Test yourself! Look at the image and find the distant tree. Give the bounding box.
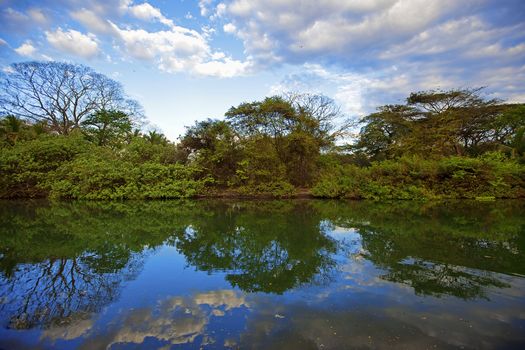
[284,92,352,148]
[0,115,48,146]
[81,110,133,147]
[144,130,169,145]
[0,61,143,135]
[0,115,25,146]
[496,104,525,159]
[354,88,524,159]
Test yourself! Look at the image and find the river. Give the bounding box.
[0,200,524,349]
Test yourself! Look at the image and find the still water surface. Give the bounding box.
[0,200,524,349]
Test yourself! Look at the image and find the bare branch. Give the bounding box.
[0,61,143,134]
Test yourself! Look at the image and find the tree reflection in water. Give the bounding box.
[0,199,523,336]
[174,201,338,293]
[315,200,525,299]
[0,200,339,331]
[0,254,144,330]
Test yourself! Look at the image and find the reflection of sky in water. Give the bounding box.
[4,238,522,349]
[0,200,524,349]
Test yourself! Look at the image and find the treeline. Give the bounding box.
[1,61,524,199]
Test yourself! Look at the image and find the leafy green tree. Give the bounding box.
[121,136,179,164]
[285,92,351,148]
[0,115,26,146]
[353,105,413,160]
[144,130,169,145]
[0,115,48,146]
[496,104,525,159]
[179,119,240,185]
[0,133,90,198]
[81,109,133,147]
[283,130,320,185]
[226,94,348,186]
[354,88,523,159]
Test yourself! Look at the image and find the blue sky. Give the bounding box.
[1,0,524,140]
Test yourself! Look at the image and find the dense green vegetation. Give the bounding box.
[1,62,524,199]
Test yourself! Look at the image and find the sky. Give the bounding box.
[0,0,524,140]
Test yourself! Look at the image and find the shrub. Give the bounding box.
[312,154,524,199]
[237,181,297,198]
[0,134,89,198]
[48,152,206,200]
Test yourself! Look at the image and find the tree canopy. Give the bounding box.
[0,61,143,134]
[354,88,525,159]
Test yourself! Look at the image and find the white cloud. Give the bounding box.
[14,40,37,57]
[218,0,484,64]
[27,8,48,25]
[213,3,227,19]
[223,23,236,34]
[127,2,174,27]
[0,38,7,46]
[193,57,250,78]
[3,7,27,22]
[269,64,373,117]
[71,8,115,34]
[41,54,54,61]
[381,16,525,61]
[2,7,50,29]
[70,1,175,31]
[466,42,525,59]
[272,56,525,122]
[199,0,213,17]
[111,23,208,60]
[45,28,99,58]
[110,22,250,77]
[201,25,216,38]
[2,66,15,74]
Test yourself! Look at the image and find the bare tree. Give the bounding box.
[0,61,143,134]
[283,92,353,146]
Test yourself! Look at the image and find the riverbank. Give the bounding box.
[1,130,524,201]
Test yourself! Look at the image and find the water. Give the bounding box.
[0,200,524,349]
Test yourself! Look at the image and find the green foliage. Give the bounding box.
[143,130,169,145]
[312,154,525,199]
[179,119,241,185]
[121,136,180,164]
[0,133,205,199]
[236,180,297,198]
[354,88,524,159]
[0,133,89,198]
[48,151,205,200]
[233,137,288,185]
[225,94,345,186]
[1,87,524,200]
[81,109,133,147]
[0,115,47,146]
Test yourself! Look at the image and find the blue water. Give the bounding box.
[0,200,524,349]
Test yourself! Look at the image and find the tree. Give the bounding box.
[495,104,525,159]
[144,130,169,145]
[81,109,133,147]
[0,115,25,146]
[354,88,523,159]
[284,92,352,148]
[179,119,240,184]
[0,115,48,146]
[0,61,143,135]
[225,94,348,186]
